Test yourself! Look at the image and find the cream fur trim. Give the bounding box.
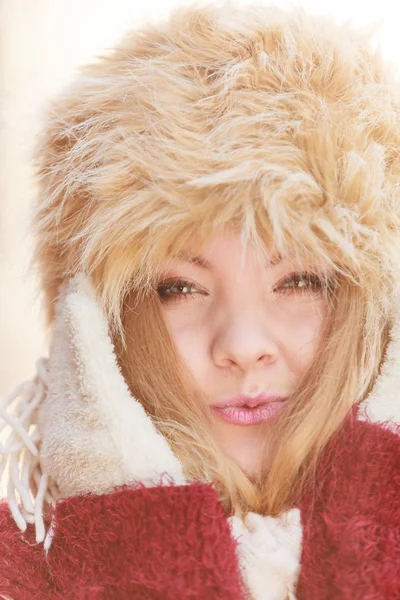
[37,273,186,499]
[358,290,400,427]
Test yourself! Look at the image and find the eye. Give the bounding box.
[273,271,325,296]
[156,278,205,303]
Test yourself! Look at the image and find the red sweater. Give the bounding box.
[1,417,399,600]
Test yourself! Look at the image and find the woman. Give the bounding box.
[1,3,399,599]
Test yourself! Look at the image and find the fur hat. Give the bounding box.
[32,3,400,333]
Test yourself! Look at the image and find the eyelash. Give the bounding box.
[156,272,327,304]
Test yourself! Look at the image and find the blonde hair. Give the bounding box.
[114,254,391,517]
[31,3,400,516]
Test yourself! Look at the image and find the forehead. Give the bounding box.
[172,250,283,270]
[160,227,335,278]
[169,230,279,268]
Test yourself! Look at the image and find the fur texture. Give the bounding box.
[358,290,400,425]
[32,3,400,331]
[297,417,400,599]
[0,483,249,600]
[38,274,185,500]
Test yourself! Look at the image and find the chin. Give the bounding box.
[211,419,272,479]
[226,446,261,476]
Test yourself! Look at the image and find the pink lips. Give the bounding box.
[211,392,288,426]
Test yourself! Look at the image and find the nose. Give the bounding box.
[211,304,279,374]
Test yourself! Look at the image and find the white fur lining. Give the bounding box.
[37,274,186,499]
[358,290,400,426]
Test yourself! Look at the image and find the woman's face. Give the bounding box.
[157,230,330,476]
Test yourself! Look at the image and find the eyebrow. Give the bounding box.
[175,253,212,269]
[174,252,283,269]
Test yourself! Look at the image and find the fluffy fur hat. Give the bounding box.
[32,2,400,332]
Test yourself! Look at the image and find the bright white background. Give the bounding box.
[1,0,399,395]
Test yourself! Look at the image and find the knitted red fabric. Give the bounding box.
[0,501,51,599]
[0,482,248,600]
[1,419,399,599]
[297,417,400,600]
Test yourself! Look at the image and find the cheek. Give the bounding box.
[162,313,207,379]
[282,301,327,374]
